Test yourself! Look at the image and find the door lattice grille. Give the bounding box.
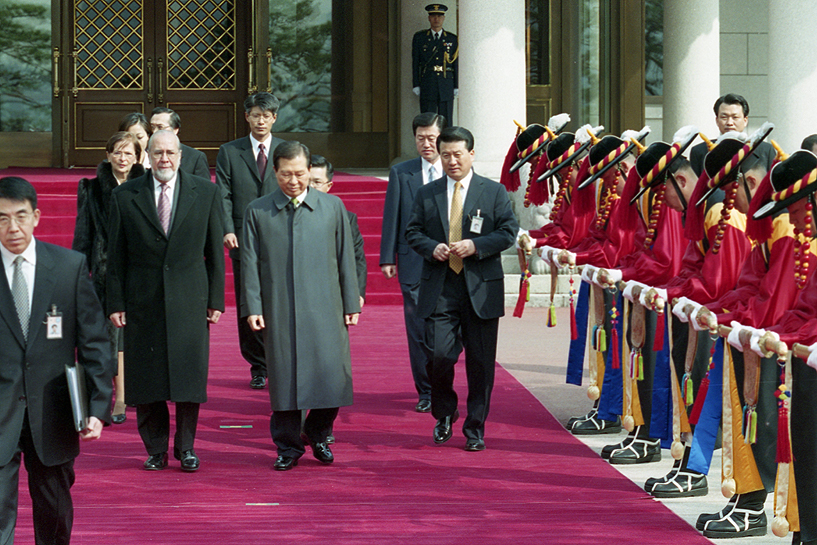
[74,0,143,89]
[167,0,236,90]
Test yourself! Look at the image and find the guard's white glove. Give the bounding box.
[727,321,746,352]
[556,249,576,268]
[453,89,459,97]
[642,287,668,309]
[807,342,817,371]
[515,229,530,250]
[413,87,420,96]
[581,264,598,284]
[750,329,778,358]
[672,297,691,322]
[690,305,710,332]
[597,268,622,288]
[622,280,647,303]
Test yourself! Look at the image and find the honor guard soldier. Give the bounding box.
[412,4,459,123]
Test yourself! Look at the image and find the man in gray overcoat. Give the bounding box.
[241,141,360,471]
[107,130,225,472]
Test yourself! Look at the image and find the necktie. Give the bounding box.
[449,181,463,273]
[291,197,299,209]
[428,165,437,182]
[12,256,29,340]
[158,183,170,234]
[434,32,440,41]
[257,143,267,180]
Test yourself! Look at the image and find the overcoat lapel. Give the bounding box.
[169,173,197,235]
[462,173,485,222]
[434,180,449,236]
[239,136,263,185]
[133,177,167,237]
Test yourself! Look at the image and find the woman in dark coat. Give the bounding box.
[72,131,145,423]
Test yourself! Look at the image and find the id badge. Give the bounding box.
[47,305,63,339]
[470,209,484,234]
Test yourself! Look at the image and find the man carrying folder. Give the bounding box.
[0,176,113,544]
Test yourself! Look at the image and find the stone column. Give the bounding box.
[767,1,817,152]
[662,1,720,140]
[456,0,526,179]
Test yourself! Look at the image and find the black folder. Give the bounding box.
[65,363,88,432]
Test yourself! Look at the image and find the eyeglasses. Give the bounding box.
[110,151,135,159]
[151,150,179,159]
[249,113,275,122]
[0,212,33,228]
[310,180,331,187]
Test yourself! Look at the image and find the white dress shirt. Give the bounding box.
[421,157,443,185]
[250,134,273,162]
[446,170,473,219]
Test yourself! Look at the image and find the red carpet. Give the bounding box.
[6,169,710,543]
[12,307,709,544]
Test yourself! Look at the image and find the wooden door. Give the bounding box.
[63,0,252,167]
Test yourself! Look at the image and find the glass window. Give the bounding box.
[269,0,332,132]
[526,0,550,86]
[645,0,663,96]
[0,0,52,132]
[577,1,601,127]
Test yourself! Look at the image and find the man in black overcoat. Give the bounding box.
[107,130,224,472]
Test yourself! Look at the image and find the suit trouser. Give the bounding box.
[0,416,75,545]
[271,408,339,458]
[231,256,267,378]
[136,401,199,455]
[419,94,453,126]
[400,282,431,400]
[791,357,817,542]
[425,268,498,440]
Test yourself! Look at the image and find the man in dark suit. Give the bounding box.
[310,154,366,308]
[412,4,458,122]
[0,176,113,544]
[107,130,224,472]
[689,93,776,176]
[380,112,445,412]
[150,107,211,180]
[216,92,285,389]
[406,126,517,451]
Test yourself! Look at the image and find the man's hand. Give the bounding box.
[433,243,450,261]
[223,233,239,249]
[413,86,420,96]
[449,239,476,258]
[207,309,222,324]
[248,315,265,331]
[381,264,396,278]
[80,417,103,441]
[110,312,126,328]
[345,313,360,326]
[359,296,365,309]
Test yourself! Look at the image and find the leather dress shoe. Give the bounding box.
[649,470,708,498]
[311,442,334,464]
[608,437,661,464]
[274,455,299,471]
[174,449,200,472]
[111,412,127,424]
[464,438,485,451]
[415,399,432,413]
[144,452,168,470]
[433,410,459,444]
[250,376,267,389]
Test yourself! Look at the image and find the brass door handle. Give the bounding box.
[71,49,78,98]
[247,48,256,95]
[157,57,164,103]
[147,57,153,102]
[53,48,60,97]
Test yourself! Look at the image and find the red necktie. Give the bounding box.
[257,143,267,180]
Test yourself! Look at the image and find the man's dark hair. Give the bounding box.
[273,140,310,170]
[0,177,37,210]
[713,93,750,117]
[437,126,474,152]
[412,112,446,135]
[151,107,181,129]
[802,134,817,152]
[118,112,150,134]
[244,92,280,115]
[310,154,334,182]
[668,154,691,175]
